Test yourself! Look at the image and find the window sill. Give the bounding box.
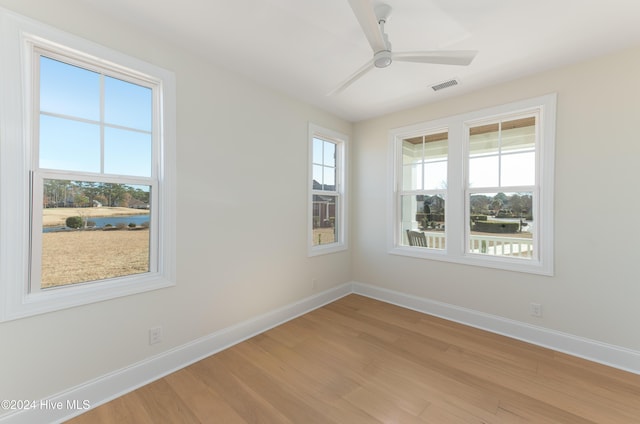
[308,243,348,257]
[2,273,175,322]
[389,246,553,276]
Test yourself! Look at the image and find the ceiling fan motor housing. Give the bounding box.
[374,50,392,68]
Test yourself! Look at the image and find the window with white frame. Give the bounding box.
[0,9,176,321]
[390,94,555,275]
[466,115,537,259]
[308,124,347,256]
[398,129,448,250]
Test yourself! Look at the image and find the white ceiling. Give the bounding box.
[82,0,640,122]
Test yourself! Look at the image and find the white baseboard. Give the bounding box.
[0,283,352,424]
[351,281,640,375]
[3,280,638,423]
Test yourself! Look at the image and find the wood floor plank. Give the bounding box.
[248,334,363,402]
[67,393,155,424]
[189,355,294,424]
[134,378,202,423]
[232,340,376,424]
[301,307,506,416]
[164,367,248,423]
[66,294,640,423]
[343,386,428,423]
[214,348,334,424]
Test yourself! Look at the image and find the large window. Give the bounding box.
[390,95,555,275]
[32,52,156,292]
[0,10,176,321]
[308,124,347,256]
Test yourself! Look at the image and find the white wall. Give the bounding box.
[0,0,351,410]
[2,0,640,417]
[352,45,640,352]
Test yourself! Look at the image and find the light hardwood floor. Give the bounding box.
[67,295,640,423]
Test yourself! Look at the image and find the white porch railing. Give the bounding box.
[422,232,446,249]
[468,235,533,258]
[412,232,533,258]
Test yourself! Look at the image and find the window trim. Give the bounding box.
[308,123,348,256]
[0,8,176,321]
[388,94,556,275]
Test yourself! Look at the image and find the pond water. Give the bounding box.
[43,214,150,233]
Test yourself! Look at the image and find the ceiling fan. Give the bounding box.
[330,0,477,94]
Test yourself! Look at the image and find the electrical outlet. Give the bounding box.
[530,303,543,318]
[149,326,163,345]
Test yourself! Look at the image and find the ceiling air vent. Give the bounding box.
[431,78,459,91]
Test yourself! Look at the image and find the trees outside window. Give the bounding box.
[0,10,176,321]
[389,95,556,275]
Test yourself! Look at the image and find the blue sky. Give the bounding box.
[39,56,152,177]
[312,137,336,188]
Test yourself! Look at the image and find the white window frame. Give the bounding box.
[308,123,348,256]
[388,94,556,275]
[0,8,176,321]
[396,126,450,251]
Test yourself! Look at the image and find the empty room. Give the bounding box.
[1,0,639,423]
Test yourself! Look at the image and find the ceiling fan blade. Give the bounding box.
[347,0,387,53]
[393,50,478,66]
[328,60,375,96]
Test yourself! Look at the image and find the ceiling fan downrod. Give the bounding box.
[373,4,393,68]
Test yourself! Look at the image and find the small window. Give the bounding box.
[0,10,176,321]
[308,124,348,256]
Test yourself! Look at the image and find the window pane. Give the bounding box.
[469,123,499,157]
[41,179,151,288]
[424,160,447,190]
[39,115,100,172]
[402,163,421,191]
[313,166,336,191]
[423,138,447,190]
[323,140,336,168]
[402,132,447,191]
[423,138,448,158]
[402,138,423,190]
[469,117,536,189]
[312,138,323,164]
[469,156,499,187]
[323,166,336,190]
[104,127,152,177]
[501,117,535,152]
[468,192,533,258]
[104,76,152,131]
[312,164,324,188]
[312,138,338,192]
[312,194,337,245]
[400,195,445,249]
[40,56,100,121]
[501,152,535,186]
[402,138,422,166]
